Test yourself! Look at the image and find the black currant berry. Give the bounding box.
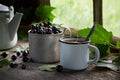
[26,50,29,54]
[45,28,52,34]
[16,51,21,56]
[11,55,17,61]
[22,56,29,62]
[56,65,63,72]
[58,29,61,33]
[21,64,26,69]
[37,29,44,34]
[54,31,60,34]
[31,24,36,30]
[22,50,28,57]
[52,26,59,34]
[52,26,57,31]
[1,52,8,58]
[43,22,49,27]
[9,63,18,68]
[47,21,51,26]
[30,29,36,33]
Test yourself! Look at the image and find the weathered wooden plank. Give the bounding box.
[38,0,50,5]
[0,40,119,80]
[93,0,103,25]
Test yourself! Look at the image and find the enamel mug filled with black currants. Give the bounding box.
[28,22,63,63]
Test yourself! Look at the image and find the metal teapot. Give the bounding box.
[0,4,23,50]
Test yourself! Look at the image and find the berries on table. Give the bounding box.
[11,55,17,61]
[56,65,63,72]
[0,49,31,69]
[21,64,26,69]
[26,50,29,54]
[1,52,8,58]
[9,63,18,68]
[16,51,21,56]
[22,50,28,57]
[22,56,29,62]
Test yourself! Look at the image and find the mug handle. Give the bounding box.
[88,45,100,64]
[62,27,72,38]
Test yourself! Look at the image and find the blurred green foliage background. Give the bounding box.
[51,0,120,37]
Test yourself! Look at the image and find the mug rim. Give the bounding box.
[59,37,90,44]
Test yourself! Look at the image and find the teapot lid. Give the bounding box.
[0,4,9,12]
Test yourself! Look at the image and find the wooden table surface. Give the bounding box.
[0,40,120,80]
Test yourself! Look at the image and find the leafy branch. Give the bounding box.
[35,5,56,22]
[77,24,113,58]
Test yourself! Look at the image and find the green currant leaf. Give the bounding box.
[77,24,113,58]
[38,65,56,72]
[96,60,119,71]
[95,44,110,58]
[0,59,10,67]
[116,41,120,49]
[35,5,55,22]
[77,24,113,44]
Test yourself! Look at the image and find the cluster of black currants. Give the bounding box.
[0,50,30,69]
[10,50,30,69]
[30,21,62,34]
[1,51,64,71]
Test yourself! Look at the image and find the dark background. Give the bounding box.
[0,0,39,25]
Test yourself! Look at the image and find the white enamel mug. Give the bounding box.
[59,37,100,70]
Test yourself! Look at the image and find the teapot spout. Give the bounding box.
[8,12,23,40]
